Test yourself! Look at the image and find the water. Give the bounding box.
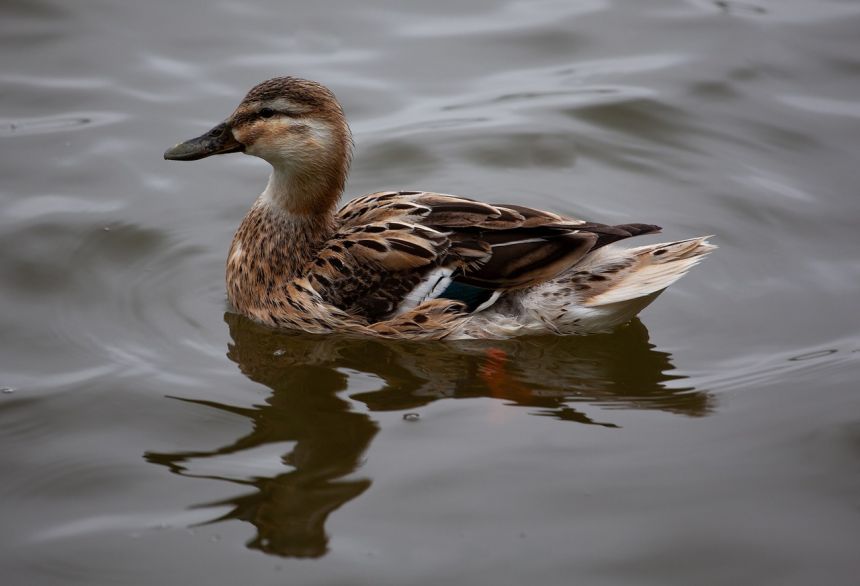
[2,0,859,584]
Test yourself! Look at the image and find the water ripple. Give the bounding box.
[2,0,859,579]
[0,112,126,137]
[779,95,860,119]
[393,0,608,37]
[693,338,860,394]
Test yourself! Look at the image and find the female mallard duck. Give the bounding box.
[165,76,714,340]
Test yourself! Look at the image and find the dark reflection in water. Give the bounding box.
[146,313,710,558]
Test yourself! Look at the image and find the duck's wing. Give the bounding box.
[310,192,494,320]
[316,191,659,320]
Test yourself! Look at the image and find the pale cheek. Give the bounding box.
[268,134,315,162]
[238,119,335,162]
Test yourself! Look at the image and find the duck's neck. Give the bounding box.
[226,165,341,311]
[261,163,343,218]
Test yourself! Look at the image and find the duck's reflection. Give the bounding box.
[147,313,710,558]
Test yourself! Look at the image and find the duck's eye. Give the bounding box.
[258,108,276,119]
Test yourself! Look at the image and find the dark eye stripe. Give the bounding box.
[231,108,302,127]
[256,108,302,120]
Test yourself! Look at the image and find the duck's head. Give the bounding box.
[165,76,353,213]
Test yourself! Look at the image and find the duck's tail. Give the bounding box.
[583,236,715,304]
[457,236,715,338]
[506,236,714,334]
[559,236,716,332]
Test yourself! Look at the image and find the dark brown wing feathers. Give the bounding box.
[574,222,662,248]
[454,230,598,289]
[327,191,660,318]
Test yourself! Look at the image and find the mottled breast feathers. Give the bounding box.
[300,191,660,322]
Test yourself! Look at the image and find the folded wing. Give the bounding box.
[311,191,659,320]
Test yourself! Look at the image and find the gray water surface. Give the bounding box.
[2,1,860,585]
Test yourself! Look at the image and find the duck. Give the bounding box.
[164,76,714,340]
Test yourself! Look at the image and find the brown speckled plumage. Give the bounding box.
[165,77,715,339]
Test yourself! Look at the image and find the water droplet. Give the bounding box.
[273,349,286,357]
[103,226,111,231]
[1,387,14,395]
[403,412,420,422]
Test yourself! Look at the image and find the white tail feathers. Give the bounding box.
[583,236,716,307]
